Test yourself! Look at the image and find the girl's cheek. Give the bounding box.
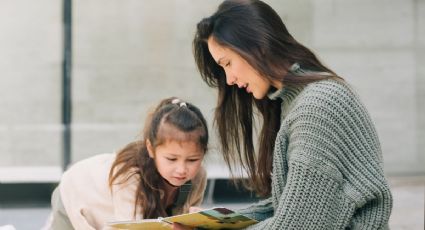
[191,163,202,176]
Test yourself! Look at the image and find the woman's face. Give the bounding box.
[147,140,204,187]
[207,36,280,99]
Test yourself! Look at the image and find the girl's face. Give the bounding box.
[207,36,282,99]
[147,140,204,187]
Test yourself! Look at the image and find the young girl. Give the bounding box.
[192,0,392,229]
[47,97,209,230]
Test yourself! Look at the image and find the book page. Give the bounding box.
[108,218,172,230]
[108,207,257,230]
[164,207,258,229]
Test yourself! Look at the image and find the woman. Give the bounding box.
[193,0,392,229]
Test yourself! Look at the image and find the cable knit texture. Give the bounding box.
[238,79,392,229]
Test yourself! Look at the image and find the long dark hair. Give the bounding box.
[108,97,208,218]
[193,0,339,197]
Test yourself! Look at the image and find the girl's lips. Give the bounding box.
[174,176,186,181]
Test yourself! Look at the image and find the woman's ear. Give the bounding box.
[146,139,155,158]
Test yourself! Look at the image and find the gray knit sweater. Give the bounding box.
[238,79,392,229]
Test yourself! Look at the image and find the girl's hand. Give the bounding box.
[172,223,193,230]
[189,206,203,213]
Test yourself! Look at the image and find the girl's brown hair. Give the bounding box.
[108,97,208,218]
[193,0,340,197]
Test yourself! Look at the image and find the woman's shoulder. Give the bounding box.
[282,78,373,129]
[304,79,354,98]
[295,79,363,111]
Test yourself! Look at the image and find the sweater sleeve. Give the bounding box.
[237,197,274,221]
[244,162,354,229]
[243,81,390,229]
[111,172,140,220]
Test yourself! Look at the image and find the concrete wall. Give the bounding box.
[0,0,62,166]
[71,0,219,161]
[305,0,425,175]
[0,0,423,175]
[417,0,425,175]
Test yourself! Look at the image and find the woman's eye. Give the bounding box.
[225,62,230,67]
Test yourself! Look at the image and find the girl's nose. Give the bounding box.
[175,162,187,175]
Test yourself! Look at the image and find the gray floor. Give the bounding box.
[0,176,423,230]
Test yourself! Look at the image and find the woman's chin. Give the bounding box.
[252,92,266,100]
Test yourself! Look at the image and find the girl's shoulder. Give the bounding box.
[189,166,207,196]
[62,153,117,179]
[193,166,207,184]
[65,153,116,171]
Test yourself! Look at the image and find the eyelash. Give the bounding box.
[166,158,200,162]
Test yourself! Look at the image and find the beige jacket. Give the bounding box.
[58,153,207,230]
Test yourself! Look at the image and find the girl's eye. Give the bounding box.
[188,159,200,162]
[166,158,177,161]
[225,61,231,67]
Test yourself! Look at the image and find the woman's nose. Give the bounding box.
[225,71,237,85]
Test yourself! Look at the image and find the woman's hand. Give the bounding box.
[172,223,193,230]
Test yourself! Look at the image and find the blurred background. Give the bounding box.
[0,0,424,229]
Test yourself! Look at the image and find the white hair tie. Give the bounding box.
[171,98,187,107]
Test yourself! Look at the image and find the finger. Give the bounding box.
[189,206,203,213]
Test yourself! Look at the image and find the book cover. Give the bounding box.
[108,207,258,230]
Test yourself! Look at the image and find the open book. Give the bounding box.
[108,207,258,229]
